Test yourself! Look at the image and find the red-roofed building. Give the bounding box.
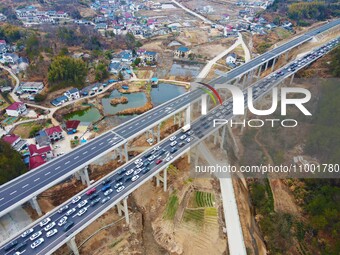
[28,144,53,159]
[2,134,27,151]
[44,125,63,142]
[29,155,46,170]
[65,120,80,133]
[0,40,6,45]
[6,102,27,117]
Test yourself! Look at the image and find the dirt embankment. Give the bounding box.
[110,96,128,106]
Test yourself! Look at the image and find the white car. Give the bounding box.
[116,186,125,193]
[261,57,266,61]
[134,168,142,175]
[58,216,68,226]
[114,182,123,189]
[31,238,44,249]
[136,162,143,168]
[39,218,51,227]
[104,189,113,196]
[132,175,139,182]
[77,208,87,217]
[65,208,76,216]
[46,229,58,238]
[180,135,187,140]
[77,200,88,208]
[58,205,69,214]
[148,155,156,161]
[170,141,177,147]
[44,222,55,232]
[134,158,142,164]
[72,196,81,204]
[21,228,34,238]
[186,137,191,143]
[30,231,42,241]
[125,169,134,175]
[169,136,176,141]
[165,156,173,162]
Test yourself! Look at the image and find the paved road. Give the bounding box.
[0,19,338,220]
[0,35,338,255]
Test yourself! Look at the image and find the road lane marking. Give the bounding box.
[55,166,60,170]
[99,142,104,145]
[45,172,51,176]
[83,151,88,155]
[91,147,96,150]
[121,130,126,133]
[22,184,29,188]
[74,156,79,160]
[34,178,40,182]
[10,191,17,195]
[128,126,132,129]
[0,198,3,201]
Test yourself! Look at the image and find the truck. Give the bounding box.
[181,124,191,133]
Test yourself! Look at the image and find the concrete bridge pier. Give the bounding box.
[116,197,129,224]
[201,94,208,115]
[185,105,191,125]
[157,123,161,143]
[290,73,295,85]
[265,60,269,71]
[154,168,167,192]
[123,143,128,162]
[66,236,80,255]
[30,196,42,216]
[271,57,277,71]
[78,166,91,186]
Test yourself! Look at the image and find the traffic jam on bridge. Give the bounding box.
[0,21,339,255]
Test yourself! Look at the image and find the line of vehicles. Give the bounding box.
[2,37,339,255]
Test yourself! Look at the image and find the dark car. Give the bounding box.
[116,176,123,182]
[170,147,177,153]
[117,168,125,175]
[91,197,101,207]
[89,193,99,200]
[101,178,110,185]
[178,142,185,147]
[124,175,132,182]
[159,149,166,155]
[142,167,151,174]
[63,221,74,232]
[4,240,18,251]
[144,161,150,167]
[101,184,111,192]
[14,241,27,251]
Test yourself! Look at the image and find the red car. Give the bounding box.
[86,188,96,196]
[155,159,162,165]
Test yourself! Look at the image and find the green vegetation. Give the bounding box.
[249,179,274,214]
[257,42,272,54]
[0,24,22,43]
[0,140,27,185]
[288,2,337,25]
[94,62,109,82]
[48,55,87,90]
[329,47,340,77]
[193,191,215,208]
[26,34,40,59]
[163,193,179,220]
[183,209,205,225]
[305,80,340,163]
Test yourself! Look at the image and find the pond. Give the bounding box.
[102,90,147,115]
[150,83,187,106]
[65,107,102,123]
[169,62,204,77]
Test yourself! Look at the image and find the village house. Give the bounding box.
[35,130,50,147]
[2,134,28,152]
[64,88,80,101]
[51,95,68,107]
[44,126,63,142]
[174,46,191,58]
[226,53,237,64]
[6,102,27,117]
[144,51,158,63]
[109,61,122,74]
[28,144,53,159]
[18,82,44,94]
[3,53,19,64]
[29,155,46,170]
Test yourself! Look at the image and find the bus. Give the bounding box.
[181,124,191,133]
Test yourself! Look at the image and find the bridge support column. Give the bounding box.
[257,65,262,78]
[185,105,191,125]
[79,166,91,186]
[116,197,129,224]
[157,123,161,143]
[155,168,167,192]
[67,237,79,255]
[265,60,269,71]
[220,125,226,150]
[30,196,42,216]
[242,73,247,87]
[201,94,208,115]
[213,130,218,145]
[290,73,295,85]
[124,143,128,162]
[285,51,289,62]
[271,57,277,71]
